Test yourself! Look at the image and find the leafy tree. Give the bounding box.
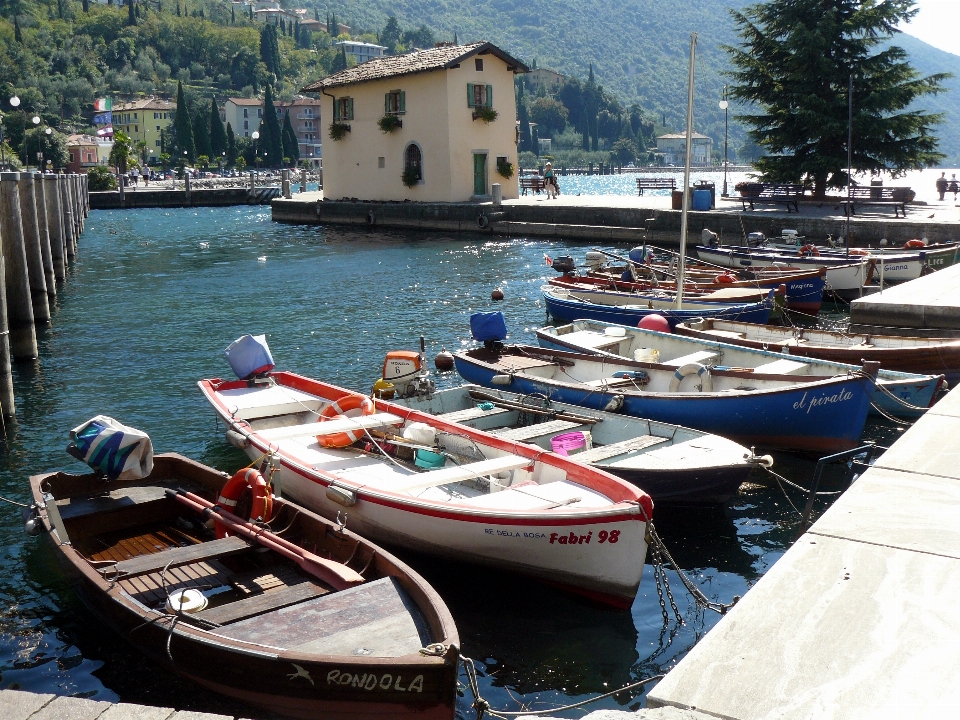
[517,98,533,153]
[192,100,211,159]
[610,137,637,165]
[529,97,568,136]
[197,154,209,170]
[403,25,434,51]
[727,0,949,198]
[109,130,134,173]
[209,96,228,158]
[173,81,195,162]
[281,109,299,164]
[87,166,117,190]
[226,121,237,167]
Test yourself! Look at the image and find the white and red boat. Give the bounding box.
[199,368,653,609]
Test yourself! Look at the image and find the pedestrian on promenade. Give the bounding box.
[936,172,948,200]
[544,162,557,199]
[950,174,959,201]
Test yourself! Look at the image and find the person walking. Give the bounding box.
[949,174,959,201]
[936,172,948,201]
[543,162,557,199]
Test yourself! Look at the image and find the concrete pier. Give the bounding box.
[0,172,39,359]
[849,262,960,337]
[43,174,66,282]
[0,689,249,720]
[645,381,960,719]
[17,171,51,323]
[60,175,76,260]
[89,186,280,210]
[272,192,960,246]
[34,173,57,300]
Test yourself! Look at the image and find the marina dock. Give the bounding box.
[850,262,960,336]
[272,191,960,245]
[0,689,243,720]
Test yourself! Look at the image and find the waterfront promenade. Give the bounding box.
[272,189,960,245]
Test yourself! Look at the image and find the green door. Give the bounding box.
[473,153,487,195]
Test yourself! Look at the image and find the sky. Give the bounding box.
[898,0,960,56]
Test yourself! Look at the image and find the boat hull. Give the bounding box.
[454,353,875,453]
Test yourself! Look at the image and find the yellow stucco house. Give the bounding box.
[302,42,528,202]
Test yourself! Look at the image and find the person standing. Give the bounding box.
[543,162,557,199]
[936,172,948,200]
[949,174,959,201]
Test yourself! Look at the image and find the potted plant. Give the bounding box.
[402,166,421,187]
[329,122,351,140]
[378,114,402,133]
[735,181,763,197]
[496,158,514,179]
[472,106,498,123]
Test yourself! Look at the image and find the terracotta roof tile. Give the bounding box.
[302,41,528,92]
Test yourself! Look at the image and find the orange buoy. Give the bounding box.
[904,239,926,249]
[491,289,504,301]
[638,314,671,333]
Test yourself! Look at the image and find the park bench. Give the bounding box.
[844,186,911,218]
[636,177,676,195]
[739,183,804,213]
[520,175,546,195]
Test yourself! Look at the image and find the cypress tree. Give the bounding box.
[13,15,21,43]
[127,0,136,26]
[209,96,228,158]
[231,6,235,23]
[248,5,252,21]
[82,0,89,11]
[260,85,284,169]
[174,81,195,162]
[176,2,180,16]
[728,0,948,198]
[193,102,212,160]
[282,110,299,164]
[260,24,281,78]
[329,12,337,37]
[226,122,237,167]
[331,46,347,73]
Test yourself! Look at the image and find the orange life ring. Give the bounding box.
[798,244,820,257]
[317,394,376,448]
[215,468,273,538]
[714,272,737,284]
[848,248,869,256]
[904,239,926,249]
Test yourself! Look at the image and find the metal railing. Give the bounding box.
[798,443,885,534]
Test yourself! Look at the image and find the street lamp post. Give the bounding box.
[41,126,51,170]
[719,86,729,197]
[30,115,40,170]
[220,150,225,176]
[251,131,260,178]
[9,96,23,167]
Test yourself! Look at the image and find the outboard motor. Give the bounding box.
[67,416,154,481]
[701,228,719,246]
[224,334,275,381]
[470,311,508,352]
[746,232,766,247]
[584,251,607,271]
[550,255,576,274]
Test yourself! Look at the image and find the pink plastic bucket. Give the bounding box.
[551,432,587,456]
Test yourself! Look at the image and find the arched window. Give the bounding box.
[404,143,422,181]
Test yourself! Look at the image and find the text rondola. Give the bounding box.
[325,670,424,692]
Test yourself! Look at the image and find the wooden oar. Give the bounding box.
[164,489,364,591]
[466,389,602,424]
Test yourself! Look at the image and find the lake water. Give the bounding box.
[0,208,908,718]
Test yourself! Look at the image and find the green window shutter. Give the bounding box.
[333,100,340,122]
[399,91,406,113]
[467,83,475,108]
[486,85,493,107]
[385,93,390,114]
[347,97,354,120]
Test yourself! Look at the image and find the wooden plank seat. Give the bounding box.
[739,183,804,213]
[752,358,809,375]
[490,419,584,442]
[195,580,330,625]
[661,350,721,367]
[844,186,910,218]
[636,177,676,195]
[256,413,404,442]
[520,176,546,195]
[394,454,532,494]
[437,405,512,423]
[575,435,670,463]
[103,535,253,577]
[57,484,172,521]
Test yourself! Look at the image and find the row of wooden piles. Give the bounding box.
[0,171,89,417]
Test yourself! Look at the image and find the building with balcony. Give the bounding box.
[302,41,528,202]
[113,97,175,164]
[528,68,565,93]
[66,135,101,173]
[656,132,714,166]
[275,97,323,167]
[334,41,388,65]
[223,97,263,138]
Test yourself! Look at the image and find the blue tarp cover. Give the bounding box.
[224,334,275,379]
[470,312,508,342]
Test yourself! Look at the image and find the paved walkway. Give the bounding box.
[0,689,250,720]
[644,382,960,719]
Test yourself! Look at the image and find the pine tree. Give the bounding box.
[127,0,136,27]
[226,122,237,167]
[192,102,212,160]
[282,110,299,164]
[727,0,948,198]
[174,81,195,162]
[260,84,284,169]
[209,96,228,158]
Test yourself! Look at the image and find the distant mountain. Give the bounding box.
[328,0,960,164]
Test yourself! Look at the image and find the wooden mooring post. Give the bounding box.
[17,172,50,324]
[0,172,39,360]
[43,174,66,282]
[34,173,56,300]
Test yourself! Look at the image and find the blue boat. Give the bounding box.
[535,320,945,419]
[543,285,773,329]
[453,340,877,453]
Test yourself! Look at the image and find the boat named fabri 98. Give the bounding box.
[199,338,654,609]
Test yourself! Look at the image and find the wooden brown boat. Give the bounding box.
[28,452,460,720]
[675,318,960,385]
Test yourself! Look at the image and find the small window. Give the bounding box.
[404,144,422,181]
[156,126,160,131]
[134,125,138,132]
[243,109,248,118]
[155,140,161,147]
[335,97,354,121]
[467,84,494,108]
[257,109,262,117]
[378,157,385,168]
[475,58,483,71]
[134,113,138,119]
[384,90,406,115]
